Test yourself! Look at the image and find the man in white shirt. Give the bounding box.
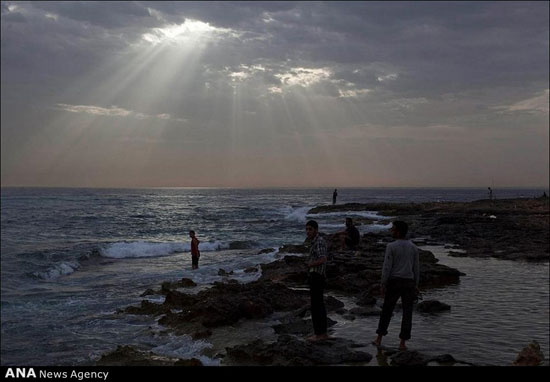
[373,220,419,351]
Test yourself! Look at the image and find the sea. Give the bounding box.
[1,187,548,366]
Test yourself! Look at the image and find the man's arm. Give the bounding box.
[308,257,327,267]
[413,245,420,287]
[308,238,328,267]
[380,245,393,294]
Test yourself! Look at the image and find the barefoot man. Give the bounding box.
[305,220,329,342]
[373,220,419,351]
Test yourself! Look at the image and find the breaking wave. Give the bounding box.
[99,240,228,259]
[32,261,80,280]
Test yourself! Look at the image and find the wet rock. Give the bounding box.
[429,354,457,364]
[238,299,271,319]
[180,278,197,287]
[164,290,199,307]
[356,293,377,306]
[513,341,545,366]
[325,296,345,311]
[192,329,213,340]
[258,248,276,254]
[120,300,170,316]
[279,244,308,254]
[419,263,465,287]
[160,278,197,292]
[218,269,234,276]
[157,280,309,330]
[244,266,259,273]
[96,345,202,366]
[310,198,549,262]
[259,256,308,284]
[326,273,373,294]
[389,350,428,366]
[335,308,347,315]
[418,249,439,264]
[174,358,204,366]
[140,289,157,297]
[224,335,372,366]
[416,300,451,314]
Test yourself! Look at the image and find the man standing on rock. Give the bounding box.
[373,220,419,351]
[305,220,329,342]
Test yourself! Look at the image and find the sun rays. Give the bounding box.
[4,2,546,187]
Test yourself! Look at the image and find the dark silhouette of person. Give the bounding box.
[488,187,493,200]
[189,230,200,269]
[304,220,329,342]
[338,217,360,250]
[373,220,419,351]
[332,189,338,205]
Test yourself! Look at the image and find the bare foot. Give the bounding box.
[372,336,382,347]
[399,341,407,351]
[307,334,329,342]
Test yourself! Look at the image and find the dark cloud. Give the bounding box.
[30,1,154,29]
[1,1,548,187]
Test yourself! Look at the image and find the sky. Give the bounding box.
[1,1,549,188]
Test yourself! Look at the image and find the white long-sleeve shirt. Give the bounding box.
[381,239,420,287]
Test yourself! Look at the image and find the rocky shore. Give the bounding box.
[100,197,548,366]
[309,196,549,262]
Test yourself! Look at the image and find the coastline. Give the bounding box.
[98,197,548,366]
[309,197,549,262]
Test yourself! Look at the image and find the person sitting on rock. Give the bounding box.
[373,220,419,351]
[338,217,360,251]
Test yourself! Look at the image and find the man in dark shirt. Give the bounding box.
[189,230,200,269]
[339,217,360,250]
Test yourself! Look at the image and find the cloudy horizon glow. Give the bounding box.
[1,1,549,188]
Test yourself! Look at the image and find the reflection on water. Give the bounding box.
[330,245,549,366]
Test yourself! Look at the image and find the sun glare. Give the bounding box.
[142,19,234,45]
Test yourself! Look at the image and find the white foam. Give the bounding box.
[33,262,80,280]
[151,335,219,366]
[282,206,313,222]
[319,223,345,229]
[309,210,390,220]
[175,249,281,287]
[99,240,228,259]
[361,222,393,233]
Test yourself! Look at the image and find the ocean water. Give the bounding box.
[1,187,548,366]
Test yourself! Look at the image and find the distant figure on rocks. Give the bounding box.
[332,189,338,205]
[189,230,200,270]
[488,187,493,200]
[373,220,419,351]
[338,217,360,250]
[304,220,329,342]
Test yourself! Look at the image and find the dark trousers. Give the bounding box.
[308,272,327,335]
[376,278,416,340]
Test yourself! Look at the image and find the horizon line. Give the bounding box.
[1,185,548,190]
